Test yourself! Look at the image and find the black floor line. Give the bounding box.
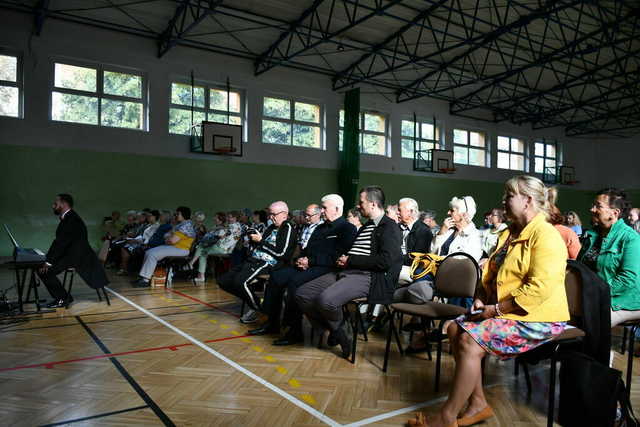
[39,405,149,426]
[75,315,176,427]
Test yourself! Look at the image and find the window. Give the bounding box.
[534,139,559,177]
[497,135,525,171]
[453,128,487,167]
[169,82,243,135]
[0,52,22,118]
[401,119,440,158]
[261,96,322,149]
[339,110,388,156]
[51,62,146,130]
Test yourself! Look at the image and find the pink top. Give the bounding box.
[554,224,581,260]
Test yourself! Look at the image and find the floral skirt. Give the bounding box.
[455,318,566,360]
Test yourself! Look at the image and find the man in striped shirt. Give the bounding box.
[296,186,403,359]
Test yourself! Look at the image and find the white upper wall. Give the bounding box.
[1,9,632,191]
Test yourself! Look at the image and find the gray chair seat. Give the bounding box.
[391,302,467,318]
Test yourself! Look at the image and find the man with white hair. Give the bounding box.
[249,195,357,345]
[218,201,296,311]
[397,197,433,284]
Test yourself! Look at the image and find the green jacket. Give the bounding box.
[578,219,640,311]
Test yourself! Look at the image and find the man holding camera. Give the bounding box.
[218,201,296,311]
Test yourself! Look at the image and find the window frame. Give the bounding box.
[452,127,489,167]
[0,48,24,119]
[50,59,148,131]
[338,109,390,156]
[400,117,442,159]
[260,95,324,150]
[533,138,561,178]
[496,134,527,171]
[168,79,246,137]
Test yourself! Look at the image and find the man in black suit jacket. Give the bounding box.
[249,196,357,345]
[296,186,403,358]
[38,194,109,308]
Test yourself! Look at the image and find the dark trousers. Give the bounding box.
[218,258,271,309]
[264,266,331,330]
[37,261,73,300]
[295,270,371,332]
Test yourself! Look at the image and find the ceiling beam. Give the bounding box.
[33,0,50,36]
[395,0,580,102]
[448,6,640,114]
[158,0,223,58]
[254,0,404,76]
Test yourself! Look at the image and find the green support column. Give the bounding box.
[339,88,360,208]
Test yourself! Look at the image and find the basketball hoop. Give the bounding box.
[564,180,580,185]
[438,167,456,174]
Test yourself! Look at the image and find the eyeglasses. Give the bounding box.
[304,212,319,218]
[269,211,286,218]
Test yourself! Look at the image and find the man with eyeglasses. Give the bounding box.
[248,197,357,345]
[218,201,296,311]
[296,186,403,359]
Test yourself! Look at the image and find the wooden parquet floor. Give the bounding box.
[0,269,638,426]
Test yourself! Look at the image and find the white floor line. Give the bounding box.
[106,287,342,427]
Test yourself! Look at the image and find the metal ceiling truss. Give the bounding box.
[158,0,223,57]
[253,0,405,76]
[2,0,640,136]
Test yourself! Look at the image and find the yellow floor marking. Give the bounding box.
[198,314,208,319]
[301,394,316,405]
[241,338,252,343]
[179,306,189,310]
[276,366,288,375]
[264,355,276,363]
[231,330,241,336]
[208,319,218,324]
[288,379,301,388]
[251,346,264,353]
[220,324,230,329]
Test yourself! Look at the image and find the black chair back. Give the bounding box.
[434,252,480,298]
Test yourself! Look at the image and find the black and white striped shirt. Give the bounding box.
[348,223,375,256]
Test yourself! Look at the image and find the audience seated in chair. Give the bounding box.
[478,208,508,259]
[132,206,195,287]
[296,186,402,359]
[218,201,296,311]
[385,204,399,223]
[407,175,569,427]
[628,207,640,233]
[117,209,160,275]
[346,207,363,230]
[189,211,242,282]
[249,196,357,346]
[564,210,583,237]
[546,187,581,260]
[578,188,640,328]
[420,209,441,235]
[192,211,208,242]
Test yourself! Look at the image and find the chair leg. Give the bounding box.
[626,325,636,401]
[103,288,111,306]
[547,352,558,427]
[622,326,628,354]
[347,306,357,364]
[240,300,246,317]
[515,358,520,376]
[383,309,395,373]
[357,306,368,342]
[523,361,532,394]
[435,320,444,392]
[388,307,404,357]
[65,271,75,309]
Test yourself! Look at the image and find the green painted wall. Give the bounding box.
[1,144,596,255]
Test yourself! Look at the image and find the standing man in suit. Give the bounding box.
[38,194,109,308]
[296,186,403,358]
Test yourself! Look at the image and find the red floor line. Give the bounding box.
[0,334,249,372]
[167,289,241,318]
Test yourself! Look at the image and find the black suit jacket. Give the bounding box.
[303,217,357,268]
[402,220,433,266]
[347,215,403,304]
[47,210,108,289]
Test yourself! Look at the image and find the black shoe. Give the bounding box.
[46,297,72,308]
[132,278,150,288]
[273,329,303,346]
[248,322,279,336]
[333,328,352,359]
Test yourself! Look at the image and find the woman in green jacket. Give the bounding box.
[579,188,640,327]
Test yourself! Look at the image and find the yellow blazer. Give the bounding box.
[482,212,570,322]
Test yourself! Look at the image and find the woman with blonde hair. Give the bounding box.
[409,175,569,427]
[565,210,583,236]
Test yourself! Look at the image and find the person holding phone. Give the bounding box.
[409,175,569,427]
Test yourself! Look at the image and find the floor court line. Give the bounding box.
[39,405,149,426]
[0,334,249,372]
[167,288,241,318]
[106,286,342,427]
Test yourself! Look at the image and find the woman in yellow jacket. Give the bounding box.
[410,175,570,427]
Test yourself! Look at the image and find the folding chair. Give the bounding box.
[63,268,111,308]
